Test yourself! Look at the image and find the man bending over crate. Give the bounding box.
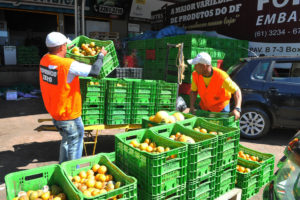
[39,32,107,163]
[188,52,242,120]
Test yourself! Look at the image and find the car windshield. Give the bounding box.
[227,62,246,77]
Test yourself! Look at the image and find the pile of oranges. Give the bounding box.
[238,151,263,163]
[129,138,177,159]
[236,164,251,173]
[71,42,103,57]
[169,132,195,144]
[13,185,66,200]
[71,164,122,199]
[193,127,223,136]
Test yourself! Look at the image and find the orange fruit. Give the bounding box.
[79,184,88,192]
[175,132,181,138]
[95,181,103,189]
[97,166,107,174]
[87,169,94,177]
[144,138,151,144]
[239,166,245,173]
[98,174,107,182]
[79,171,87,179]
[92,164,100,173]
[200,128,207,133]
[146,146,153,153]
[83,190,92,197]
[244,168,251,173]
[92,189,100,196]
[73,175,81,183]
[86,179,96,188]
[106,174,113,181]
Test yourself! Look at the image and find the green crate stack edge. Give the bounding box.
[115,128,188,199]
[239,144,275,187]
[61,154,138,200]
[105,78,132,125]
[5,164,82,200]
[155,80,177,113]
[179,117,240,199]
[67,35,119,79]
[80,77,106,125]
[129,79,157,124]
[236,158,263,200]
[127,35,248,83]
[150,121,217,200]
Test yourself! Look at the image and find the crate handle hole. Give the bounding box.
[158,129,168,134]
[166,193,176,199]
[25,173,43,181]
[126,135,137,141]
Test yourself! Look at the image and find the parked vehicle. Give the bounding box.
[229,56,300,139]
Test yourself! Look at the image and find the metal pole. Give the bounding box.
[81,0,85,36]
[74,0,78,36]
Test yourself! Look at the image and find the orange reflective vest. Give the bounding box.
[39,54,81,121]
[192,67,231,112]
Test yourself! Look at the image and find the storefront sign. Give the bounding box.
[161,0,300,56]
[92,0,125,18]
[0,0,74,9]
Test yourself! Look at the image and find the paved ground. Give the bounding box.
[0,97,297,200]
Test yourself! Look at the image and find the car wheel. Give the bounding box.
[240,107,271,139]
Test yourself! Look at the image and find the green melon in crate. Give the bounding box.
[66,35,119,79]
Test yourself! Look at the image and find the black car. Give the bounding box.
[229,56,300,139]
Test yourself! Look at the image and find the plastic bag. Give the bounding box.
[176,96,187,112]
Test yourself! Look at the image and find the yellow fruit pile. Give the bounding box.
[149,111,185,124]
[129,138,171,154]
[71,42,103,57]
[13,185,65,200]
[193,127,223,136]
[237,164,251,173]
[169,132,195,144]
[238,151,263,163]
[71,164,122,199]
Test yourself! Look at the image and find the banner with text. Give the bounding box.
[162,0,300,56]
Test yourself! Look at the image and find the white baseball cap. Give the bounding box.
[187,52,211,65]
[45,32,71,47]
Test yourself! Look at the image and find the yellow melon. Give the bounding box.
[172,112,185,121]
[155,111,169,123]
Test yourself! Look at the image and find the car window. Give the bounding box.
[251,62,269,80]
[272,62,300,83]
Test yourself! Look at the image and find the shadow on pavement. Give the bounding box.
[0,98,47,119]
[0,134,115,185]
[240,128,297,146]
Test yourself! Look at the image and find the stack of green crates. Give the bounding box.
[61,154,138,200]
[150,122,217,200]
[67,35,119,79]
[181,117,240,199]
[80,77,106,125]
[115,129,188,200]
[236,159,263,200]
[129,79,156,124]
[238,144,275,187]
[155,80,177,112]
[17,46,40,65]
[105,78,132,125]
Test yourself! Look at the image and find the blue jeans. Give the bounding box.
[53,117,84,164]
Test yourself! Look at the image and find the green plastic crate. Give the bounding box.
[182,117,240,168]
[150,123,217,181]
[61,155,138,200]
[130,79,157,104]
[5,164,82,200]
[82,114,105,125]
[236,158,262,200]
[82,104,105,115]
[67,35,119,79]
[115,129,188,195]
[194,110,239,128]
[131,105,155,124]
[141,111,196,128]
[80,77,106,94]
[138,184,186,200]
[214,163,237,198]
[106,78,133,94]
[98,152,115,163]
[186,173,215,200]
[239,144,275,187]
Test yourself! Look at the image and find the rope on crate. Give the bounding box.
[175,43,187,85]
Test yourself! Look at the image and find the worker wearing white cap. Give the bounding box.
[39,32,107,163]
[188,52,242,120]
